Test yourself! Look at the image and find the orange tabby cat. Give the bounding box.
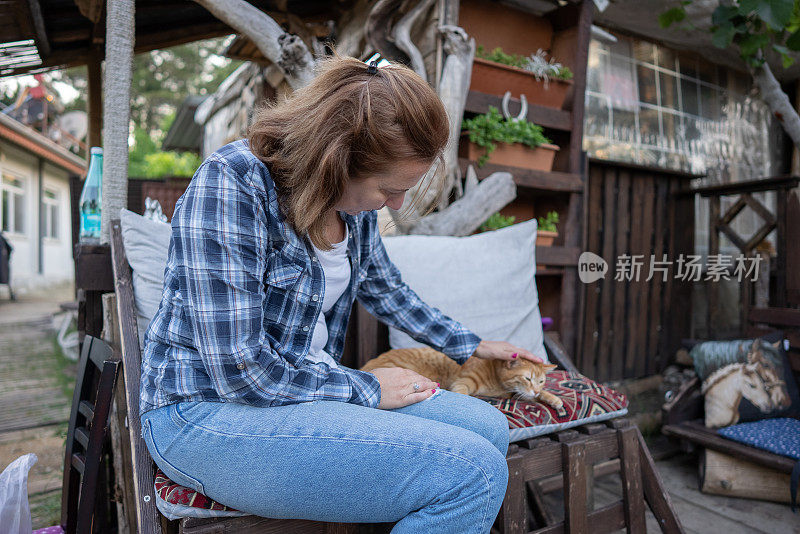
[360,347,563,409]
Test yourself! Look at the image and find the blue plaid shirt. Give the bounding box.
[140,139,482,416]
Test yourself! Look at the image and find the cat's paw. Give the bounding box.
[450,384,470,395]
[551,398,563,409]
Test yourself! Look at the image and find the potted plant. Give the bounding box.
[460,106,559,170]
[471,46,574,110]
[479,212,516,233]
[536,210,559,247]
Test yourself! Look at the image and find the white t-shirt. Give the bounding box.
[305,222,350,368]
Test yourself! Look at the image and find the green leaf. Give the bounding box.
[712,5,739,25]
[712,24,738,48]
[739,0,794,30]
[659,7,686,28]
[773,43,792,54]
[739,32,770,56]
[782,52,795,68]
[786,29,800,50]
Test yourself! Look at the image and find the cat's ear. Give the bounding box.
[504,359,520,369]
[544,363,558,371]
[772,340,781,349]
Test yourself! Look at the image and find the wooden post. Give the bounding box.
[707,196,720,337]
[103,293,135,534]
[87,43,103,150]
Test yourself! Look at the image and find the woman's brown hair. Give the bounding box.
[248,46,450,250]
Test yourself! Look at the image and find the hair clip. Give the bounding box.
[367,59,379,75]
[365,52,390,75]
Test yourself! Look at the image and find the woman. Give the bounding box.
[139,49,542,533]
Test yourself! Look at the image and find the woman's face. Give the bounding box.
[334,159,432,215]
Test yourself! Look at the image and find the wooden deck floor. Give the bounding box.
[538,450,799,534]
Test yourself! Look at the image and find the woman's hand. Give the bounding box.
[471,340,543,363]
[367,367,439,409]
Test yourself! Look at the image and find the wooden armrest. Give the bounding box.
[543,331,579,375]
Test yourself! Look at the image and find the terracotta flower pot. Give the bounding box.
[459,132,559,171]
[536,230,557,247]
[470,57,573,110]
[536,230,557,270]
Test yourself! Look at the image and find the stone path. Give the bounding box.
[0,317,72,433]
[0,288,76,529]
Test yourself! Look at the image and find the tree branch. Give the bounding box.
[192,0,316,90]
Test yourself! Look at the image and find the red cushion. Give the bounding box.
[154,467,241,512]
[475,370,629,440]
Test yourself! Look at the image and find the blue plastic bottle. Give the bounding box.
[79,147,103,243]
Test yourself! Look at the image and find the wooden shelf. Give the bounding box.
[536,245,580,267]
[536,267,565,276]
[457,157,583,193]
[464,90,572,131]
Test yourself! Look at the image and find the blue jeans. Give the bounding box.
[140,389,510,533]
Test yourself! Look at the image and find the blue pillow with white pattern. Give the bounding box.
[717,418,800,460]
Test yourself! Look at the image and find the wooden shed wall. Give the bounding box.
[578,160,695,382]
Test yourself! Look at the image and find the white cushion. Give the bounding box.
[382,218,548,362]
[119,209,171,347]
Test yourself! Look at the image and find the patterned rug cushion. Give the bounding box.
[475,370,629,442]
[154,467,249,520]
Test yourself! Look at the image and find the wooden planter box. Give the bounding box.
[470,57,573,110]
[459,132,559,171]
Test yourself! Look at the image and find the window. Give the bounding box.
[43,188,59,240]
[584,32,784,263]
[1,174,25,234]
[583,33,782,183]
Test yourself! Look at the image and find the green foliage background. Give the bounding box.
[2,36,241,178]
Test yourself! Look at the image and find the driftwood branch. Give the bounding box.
[192,0,316,90]
[392,0,436,82]
[753,60,800,149]
[365,0,409,62]
[389,22,488,234]
[407,171,517,236]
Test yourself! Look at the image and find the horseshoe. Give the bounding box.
[502,91,528,122]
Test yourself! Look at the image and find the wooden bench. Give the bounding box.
[109,218,682,533]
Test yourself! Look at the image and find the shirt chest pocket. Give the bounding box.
[265,250,304,289]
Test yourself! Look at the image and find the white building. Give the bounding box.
[0,112,86,295]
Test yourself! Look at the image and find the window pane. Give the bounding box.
[700,85,718,120]
[662,111,679,150]
[586,47,605,93]
[14,193,24,233]
[585,94,610,138]
[639,107,659,146]
[610,109,637,144]
[44,189,57,200]
[633,41,656,64]
[50,205,58,239]
[2,176,22,189]
[1,190,8,232]
[682,79,700,116]
[656,47,676,71]
[696,59,718,85]
[679,57,698,79]
[659,72,679,110]
[637,65,658,105]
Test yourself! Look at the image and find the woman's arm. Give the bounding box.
[173,160,381,407]
[355,211,481,364]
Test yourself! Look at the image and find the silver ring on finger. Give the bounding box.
[412,382,420,391]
